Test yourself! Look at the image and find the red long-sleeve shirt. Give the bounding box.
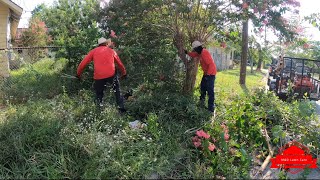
[77,46,126,80]
[188,49,217,75]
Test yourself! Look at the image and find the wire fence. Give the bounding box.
[0,46,61,69]
[0,46,62,102]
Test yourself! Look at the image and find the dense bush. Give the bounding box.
[100,0,181,89]
[194,89,319,178]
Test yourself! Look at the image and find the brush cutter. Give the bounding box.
[60,73,133,100]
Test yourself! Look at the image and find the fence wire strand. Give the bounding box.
[0,46,62,100]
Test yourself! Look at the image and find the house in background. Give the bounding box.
[175,45,236,72]
[207,46,235,71]
[0,0,22,77]
[14,27,26,46]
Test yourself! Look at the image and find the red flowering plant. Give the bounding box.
[192,123,231,157]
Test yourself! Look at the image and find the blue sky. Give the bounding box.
[12,0,320,41]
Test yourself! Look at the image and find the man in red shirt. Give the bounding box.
[185,41,217,113]
[77,37,127,112]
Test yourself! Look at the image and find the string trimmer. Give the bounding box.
[60,73,78,79]
[60,73,133,100]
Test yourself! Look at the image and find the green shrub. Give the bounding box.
[189,88,319,178]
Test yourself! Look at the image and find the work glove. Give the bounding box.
[184,49,188,54]
[120,74,127,80]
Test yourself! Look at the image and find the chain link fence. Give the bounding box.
[0,44,141,104]
[1,46,61,68]
[0,46,63,102]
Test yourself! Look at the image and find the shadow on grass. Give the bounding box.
[221,69,265,77]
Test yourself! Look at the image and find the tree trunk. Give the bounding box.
[173,31,200,94]
[183,58,200,93]
[176,46,199,94]
[256,46,263,71]
[240,19,249,85]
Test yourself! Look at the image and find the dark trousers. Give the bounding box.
[200,75,216,112]
[94,75,124,109]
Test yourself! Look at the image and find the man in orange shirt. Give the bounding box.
[77,37,127,112]
[185,41,217,113]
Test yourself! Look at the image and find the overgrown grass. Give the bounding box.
[0,58,67,103]
[0,62,319,179]
[0,89,213,178]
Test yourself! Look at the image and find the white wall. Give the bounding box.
[207,46,233,71]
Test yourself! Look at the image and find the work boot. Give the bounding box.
[118,107,127,114]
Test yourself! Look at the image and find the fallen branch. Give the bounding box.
[259,154,272,174]
[253,128,275,178]
[263,127,274,156]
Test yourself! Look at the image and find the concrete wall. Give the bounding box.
[0,2,9,77]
